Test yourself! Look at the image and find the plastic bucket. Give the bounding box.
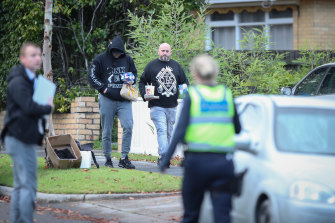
[80,151,92,168]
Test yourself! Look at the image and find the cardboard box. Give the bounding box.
[46,134,82,169]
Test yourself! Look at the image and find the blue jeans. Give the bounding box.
[99,94,133,159]
[5,135,37,223]
[150,106,177,157]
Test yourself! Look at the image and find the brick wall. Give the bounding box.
[0,97,100,144]
[313,0,335,49]
[207,1,335,50]
[52,97,100,144]
[297,0,335,49]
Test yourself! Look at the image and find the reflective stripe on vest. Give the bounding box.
[190,116,233,124]
[185,85,235,153]
[187,143,234,153]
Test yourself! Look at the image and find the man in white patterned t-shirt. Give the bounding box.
[139,43,189,166]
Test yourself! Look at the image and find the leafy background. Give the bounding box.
[1,0,334,112]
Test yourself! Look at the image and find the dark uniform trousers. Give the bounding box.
[182,152,235,223]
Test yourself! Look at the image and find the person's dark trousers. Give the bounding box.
[5,135,37,223]
[182,152,235,223]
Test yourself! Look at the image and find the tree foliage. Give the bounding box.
[212,28,298,96]
[128,0,208,81]
[0,0,44,109]
[0,0,205,111]
[1,0,334,112]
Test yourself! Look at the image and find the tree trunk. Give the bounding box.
[42,0,55,136]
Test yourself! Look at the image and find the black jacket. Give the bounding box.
[87,36,137,101]
[0,65,52,145]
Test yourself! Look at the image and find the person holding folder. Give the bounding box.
[0,42,54,223]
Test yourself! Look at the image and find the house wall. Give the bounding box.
[207,0,335,50]
[297,0,335,49]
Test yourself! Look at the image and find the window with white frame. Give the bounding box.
[206,8,293,50]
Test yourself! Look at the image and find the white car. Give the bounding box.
[231,95,335,223]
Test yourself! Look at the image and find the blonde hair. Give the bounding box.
[190,54,219,80]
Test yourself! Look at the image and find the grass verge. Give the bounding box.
[93,140,117,150]
[0,154,181,194]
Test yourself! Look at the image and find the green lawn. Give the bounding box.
[0,154,181,194]
[93,140,117,150]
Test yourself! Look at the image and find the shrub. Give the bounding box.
[127,7,313,97]
[211,28,303,96]
[293,48,335,77]
[54,78,97,113]
[128,0,208,81]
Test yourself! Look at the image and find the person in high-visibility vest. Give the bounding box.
[160,54,241,223]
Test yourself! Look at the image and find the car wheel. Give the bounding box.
[256,200,275,223]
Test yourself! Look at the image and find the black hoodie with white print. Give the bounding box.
[87,36,137,101]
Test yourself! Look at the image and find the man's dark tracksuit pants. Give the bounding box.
[182,152,235,223]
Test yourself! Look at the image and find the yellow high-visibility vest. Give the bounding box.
[184,85,235,153]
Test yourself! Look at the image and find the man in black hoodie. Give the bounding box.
[87,36,137,169]
[0,42,53,223]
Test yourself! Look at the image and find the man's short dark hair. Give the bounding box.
[20,42,40,56]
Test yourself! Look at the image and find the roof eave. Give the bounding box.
[208,0,300,9]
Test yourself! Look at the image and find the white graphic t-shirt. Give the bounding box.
[107,66,125,89]
[156,66,177,97]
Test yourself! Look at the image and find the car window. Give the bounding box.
[239,103,263,134]
[275,108,335,154]
[294,67,329,96]
[319,67,335,95]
